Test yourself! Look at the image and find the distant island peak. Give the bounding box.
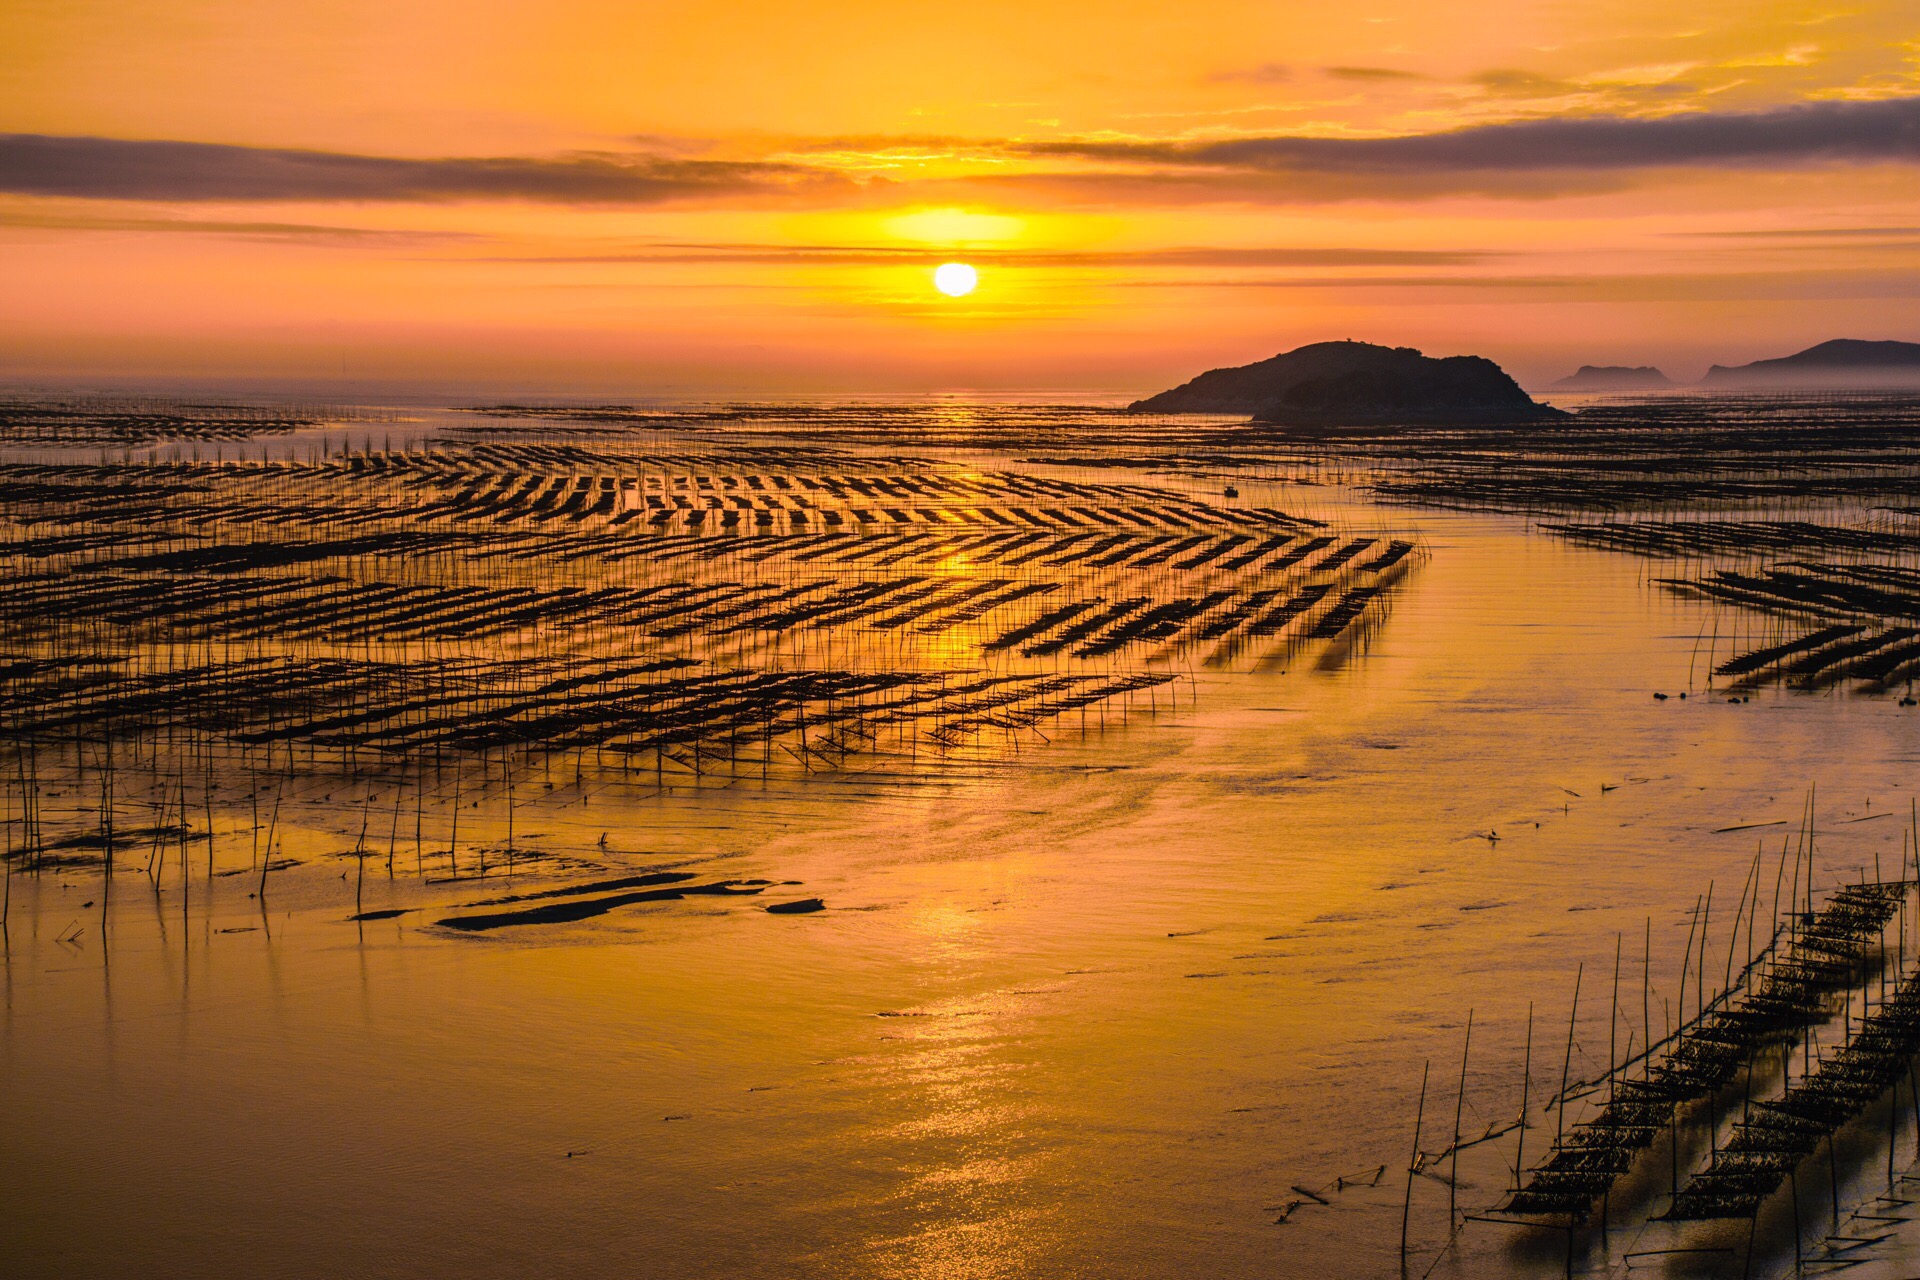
[1130,339,1566,426]
[1550,365,1673,391]
[1701,338,1920,388]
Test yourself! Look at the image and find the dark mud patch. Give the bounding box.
[435,880,764,931]
[11,824,198,867]
[214,858,299,877]
[463,870,696,906]
[8,851,106,869]
[53,824,191,850]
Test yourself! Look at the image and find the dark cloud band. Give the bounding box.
[483,244,1492,267]
[1022,96,1920,173]
[0,134,836,203]
[4,96,1918,208]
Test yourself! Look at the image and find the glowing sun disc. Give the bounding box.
[933,262,978,297]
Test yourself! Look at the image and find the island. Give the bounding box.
[1550,365,1674,391]
[1700,339,1920,388]
[1129,340,1566,426]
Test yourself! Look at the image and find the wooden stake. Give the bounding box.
[1450,1009,1473,1227]
[1515,1002,1532,1191]
[1401,1059,1429,1275]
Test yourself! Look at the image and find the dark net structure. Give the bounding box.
[1665,949,1920,1220]
[1501,881,1908,1220]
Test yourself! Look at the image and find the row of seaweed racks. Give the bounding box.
[1663,880,1920,1224]
[1500,874,1912,1221]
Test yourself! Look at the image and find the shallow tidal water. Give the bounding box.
[5,477,1920,1279]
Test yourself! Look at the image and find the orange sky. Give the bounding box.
[4,0,1920,393]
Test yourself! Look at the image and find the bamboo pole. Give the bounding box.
[1401,1059,1429,1275]
[1450,1009,1473,1229]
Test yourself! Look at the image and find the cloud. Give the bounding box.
[1016,95,1920,175]
[1675,225,1920,238]
[0,134,850,204]
[1721,44,1822,70]
[477,243,1494,268]
[8,94,1920,213]
[1324,66,1429,82]
[1207,63,1292,85]
[1469,69,1586,99]
[1116,268,1920,302]
[768,133,992,155]
[0,208,470,241]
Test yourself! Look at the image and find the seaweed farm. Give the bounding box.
[0,393,366,450]
[20,0,1920,1273]
[9,393,1920,1280]
[1529,520,1920,696]
[0,411,1412,804]
[1317,395,1920,514]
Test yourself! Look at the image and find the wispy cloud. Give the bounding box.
[1117,268,1920,301]
[0,208,471,241]
[1675,225,1920,238]
[1206,63,1292,85]
[1468,69,1586,99]
[8,95,1920,211]
[0,134,849,203]
[1016,96,1920,174]
[1324,66,1429,82]
[474,243,1495,267]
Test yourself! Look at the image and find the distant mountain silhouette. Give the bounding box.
[1551,365,1673,391]
[1700,339,1920,388]
[1129,340,1564,425]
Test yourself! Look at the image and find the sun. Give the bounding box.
[933,262,978,297]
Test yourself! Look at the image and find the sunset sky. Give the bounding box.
[5,0,1920,393]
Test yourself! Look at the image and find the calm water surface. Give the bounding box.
[5,474,1919,1279]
